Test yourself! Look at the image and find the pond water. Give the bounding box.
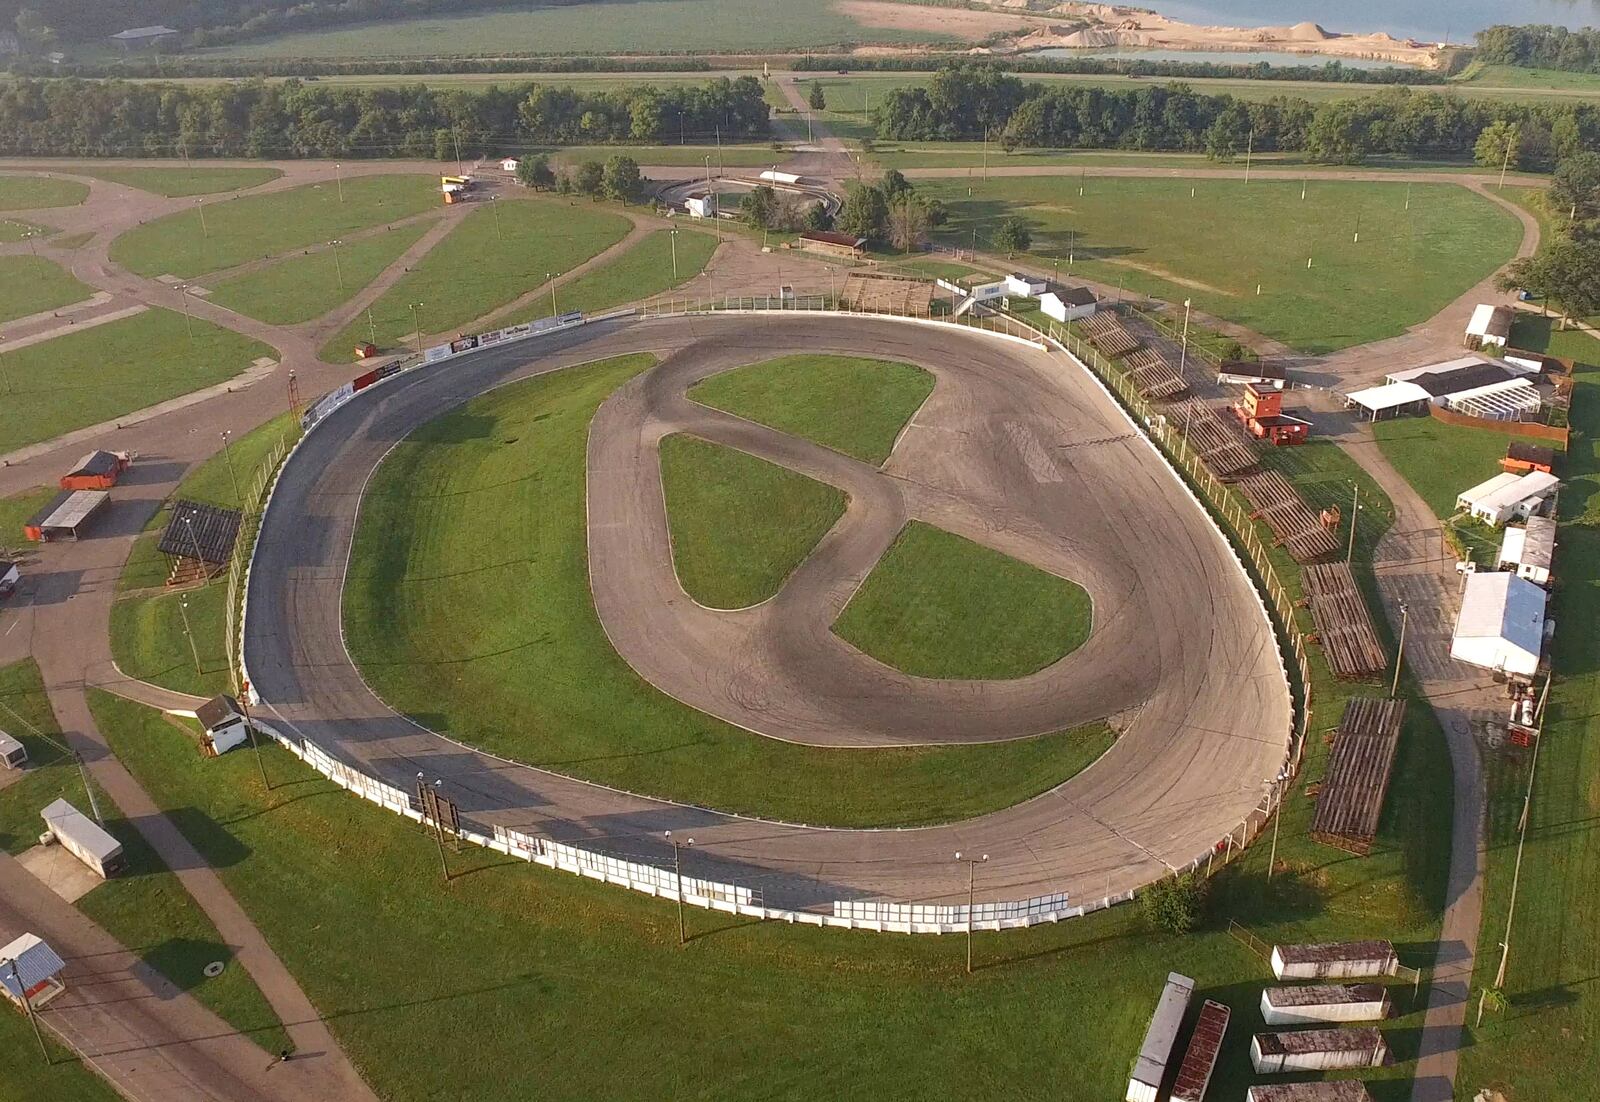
[1140,0,1600,42]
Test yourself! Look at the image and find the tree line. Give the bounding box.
[791,52,1449,85]
[1498,152,1600,326]
[1473,24,1600,74]
[872,64,1600,168]
[0,75,769,157]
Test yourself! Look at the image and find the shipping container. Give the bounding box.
[1126,972,1194,1102]
[40,798,123,879]
[1170,998,1229,1102]
[1251,1028,1388,1074]
[1247,1083,1375,1102]
[1271,940,1399,980]
[1261,984,1391,1026]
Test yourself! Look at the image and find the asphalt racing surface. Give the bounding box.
[243,314,1292,909]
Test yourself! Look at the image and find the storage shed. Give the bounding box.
[1465,303,1513,352]
[1502,441,1557,475]
[59,450,131,491]
[1451,571,1546,678]
[1170,998,1229,1102]
[796,230,865,259]
[1456,470,1558,526]
[0,728,25,769]
[1005,273,1047,297]
[23,490,110,542]
[1260,984,1391,1026]
[195,694,251,756]
[1250,1027,1388,1074]
[1126,972,1193,1102]
[0,933,67,1009]
[1271,940,1399,980]
[41,798,123,879]
[1499,516,1555,586]
[1218,360,1287,390]
[1247,1084,1375,1102]
[1039,285,1097,323]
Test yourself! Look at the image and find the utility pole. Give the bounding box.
[8,960,47,1060]
[956,851,988,974]
[669,226,679,281]
[329,239,345,291]
[1244,129,1253,184]
[453,129,463,177]
[409,302,425,355]
[220,429,242,508]
[236,682,271,792]
[74,751,103,824]
[490,196,502,242]
[1265,772,1284,881]
[1499,130,1514,190]
[176,284,194,344]
[1353,211,1361,244]
[179,595,202,676]
[366,308,378,347]
[1178,298,1192,379]
[1390,603,1410,699]
[1346,482,1360,563]
[196,198,209,238]
[418,774,450,881]
[335,161,345,204]
[667,831,693,945]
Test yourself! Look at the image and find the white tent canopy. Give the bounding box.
[1450,572,1546,676]
[1345,381,1430,416]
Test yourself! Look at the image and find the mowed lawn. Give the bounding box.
[0,217,51,242]
[834,521,1092,680]
[0,173,87,209]
[500,227,718,326]
[688,354,935,465]
[660,434,845,609]
[69,166,282,197]
[322,197,630,360]
[0,255,93,323]
[208,219,435,325]
[0,307,274,454]
[923,177,1524,353]
[344,354,1109,827]
[109,174,438,278]
[1372,415,1526,518]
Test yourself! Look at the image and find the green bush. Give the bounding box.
[1140,872,1210,935]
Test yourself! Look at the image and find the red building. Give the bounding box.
[59,450,131,491]
[1234,384,1310,447]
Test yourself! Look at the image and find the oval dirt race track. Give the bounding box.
[243,314,1292,911]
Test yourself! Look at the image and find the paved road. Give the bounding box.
[243,313,1291,910]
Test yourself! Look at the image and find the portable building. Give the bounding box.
[499,157,520,173]
[795,230,865,259]
[1456,470,1558,526]
[1260,984,1391,1026]
[1005,273,1047,297]
[1451,571,1546,678]
[59,450,130,491]
[685,194,719,219]
[0,933,67,1009]
[1251,1027,1388,1073]
[1170,998,1229,1102]
[1271,940,1399,980]
[1247,1084,1375,1102]
[1126,972,1194,1102]
[195,694,251,756]
[1218,360,1287,390]
[1465,303,1513,352]
[40,798,123,879]
[0,559,18,598]
[758,169,801,185]
[1386,356,1533,400]
[1499,516,1555,586]
[0,729,25,768]
[23,490,110,542]
[1039,285,1097,323]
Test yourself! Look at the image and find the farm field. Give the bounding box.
[66,166,284,197]
[0,307,274,454]
[200,0,953,59]
[321,197,630,358]
[661,434,845,609]
[0,255,93,324]
[0,174,88,209]
[687,354,934,465]
[109,173,438,278]
[923,176,1524,353]
[343,353,1113,827]
[1454,62,1600,94]
[499,227,717,326]
[207,219,435,325]
[834,521,1093,680]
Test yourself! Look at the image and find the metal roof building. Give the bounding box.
[1465,303,1514,350]
[1251,1027,1388,1073]
[1126,972,1193,1102]
[1272,940,1399,980]
[1248,1084,1375,1102]
[1343,380,1431,420]
[1456,470,1559,526]
[23,490,109,542]
[0,933,67,1007]
[1451,571,1546,678]
[1499,516,1556,585]
[1261,983,1391,1026]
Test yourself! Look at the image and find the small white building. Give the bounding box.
[1456,470,1559,526]
[41,798,124,879]
[0,728,25,769]
[966,278,1011,303]
[1005,273,1047,297]
[195,695,251,757]
[1499,516,1556,586]
[1040,285,1098,323]
[1250,1028,1388,1074]
[758,169,801,185]
[1271,940,1398,980]
[1451,571,1546,677]
[499,157,520,173]
[1260,984,1391,1026]
[1465,303,1514,352]
[685,194,719,219]
[1218,360,1287,390]
[0,933,67,1010]
[1126,972,1193,1102]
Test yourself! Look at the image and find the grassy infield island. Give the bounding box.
[0,254,94,324]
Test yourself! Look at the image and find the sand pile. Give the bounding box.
[1286,21,1332,41]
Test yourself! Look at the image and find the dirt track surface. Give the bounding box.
[243,313,1291,910]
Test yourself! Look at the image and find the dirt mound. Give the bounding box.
[1286,21,1331,41]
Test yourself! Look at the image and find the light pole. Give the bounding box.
[1177,298,1193,379]
[1265,770,1286,881]
[335,161,345,204]
[176,284,194,344]
[956,851,988,974]
[667,830,694,945]
[8,959,46,1059]
[409,302,425,355]
[328,238,345,292]
[547,272,556,317]
[1390,603,1410,699]
[1346,482,1360,563]
[490,195,502,242]
[196,198,209,238]
[220,430,242,508]
[178,595,202,676]
[669,227,679,281]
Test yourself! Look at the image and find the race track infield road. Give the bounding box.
[243,314,1292,911]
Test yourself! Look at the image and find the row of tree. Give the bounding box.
[872,64,1600,168]
[1473,24,1600,74]
[1497,153,1600,325]
[517,153,645,203]
[0,76,769,157]
[791,52,1450,85]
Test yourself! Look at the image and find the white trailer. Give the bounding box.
[1251,1027,1388,1074]
[1271,940,1399,980]
[0,729,26,769]
[41,798,123,879]
[1260,984,1391,1026]
[1125,972,1194,1102]
[1248,1084,1375,1102]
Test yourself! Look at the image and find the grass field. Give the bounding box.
[501,227,718,326]
[0,255,93,324]
[1455,62,1600,94]
[321,197,630,359]
[109,174,438,278]
[0,484,57,550]
[208,219,435,325]
[0,1006,117,1102]
[203,0,952,59]
[0,217,51,242]
[660,434,845,609]
[923,176,1523,354]
[688,354,934,465]
[834,521,1092,680]
[1456,318,1600,1099]
[0,307,274,455]
[68,166,283,196]
[345,353,1119,826]
[1372,416,1523,519]
[0,174,88,210]
[109,583,232,698]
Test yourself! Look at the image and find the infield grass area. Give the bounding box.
[0,217,50,242]
[208,219,435,325]
[925,177,1523,353]
[661,434,845,609]
[0,662,286,1055]
[344,353,1111,827]
[834,521,1092,680]
[0,255,93,324]
[0,307,275,455]
[688,354,934,465]
[500,227,718,326]
[0,174,88,210]
[69,166,283,197]
[109,174,438,279]
[321,198,630,359]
